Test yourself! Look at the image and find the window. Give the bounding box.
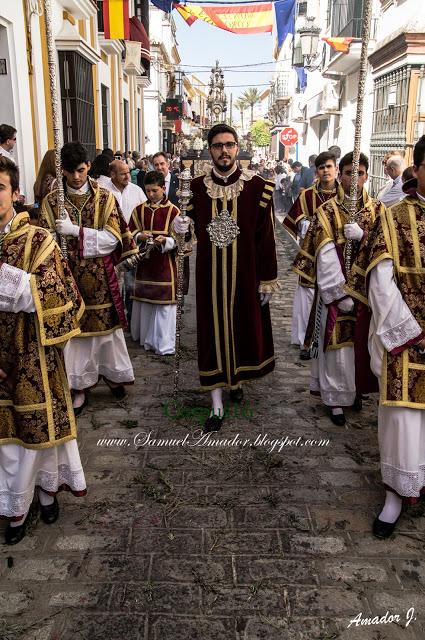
[297,1,307,17]
[97,1,104,32]
[58,51,96,160]
[331,0,364,38]
[101,84,110,149]
[123,98,129,152]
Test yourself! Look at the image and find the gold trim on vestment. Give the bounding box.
[42,300,73,318]
[408,204,422,269]
[200,357,275,390]
[35,318,54,442]
[55,349,77,439]
[85,302,113,310]
[78,325,121,337]
[231,198,238,380]
[221,197,231,385]
[211,201,223,374]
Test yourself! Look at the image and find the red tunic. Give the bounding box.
[283,183,340,238]
[130,199,179,304]
[187,167,278,390]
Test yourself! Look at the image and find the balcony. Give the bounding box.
[268,72,292,110]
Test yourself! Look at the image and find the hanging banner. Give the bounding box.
[103,0,130,40]
[322,37,354,54]
[174,3,273,34]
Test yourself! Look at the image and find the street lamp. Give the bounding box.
[298,16,322,72]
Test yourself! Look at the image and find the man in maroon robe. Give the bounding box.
[173,124,279,432]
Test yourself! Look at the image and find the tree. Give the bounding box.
[234,97,247,130]
[250,119,271,150]
[241,88,262,124]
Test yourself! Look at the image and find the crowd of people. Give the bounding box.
[0,118,423,544]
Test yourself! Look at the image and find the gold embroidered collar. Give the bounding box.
[203,165,255,201]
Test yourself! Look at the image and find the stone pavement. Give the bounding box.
[1,225,425,640]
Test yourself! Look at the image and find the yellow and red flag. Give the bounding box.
[174,3,273,34]
[103,0,130,40]
[322,37,354,54]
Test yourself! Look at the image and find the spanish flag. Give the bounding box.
[175,3,273,34]
[322,37,354,54]
[103,0,130,40]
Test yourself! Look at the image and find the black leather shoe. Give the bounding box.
[108,384,126,400]
[300,349,311,360]
[40,496,59,525]
[203,415,224,434]
[5,521,27,545]
[330,409,346,426]
[372,515,400,539]
[352,395,363,412]
[73,393,88,417]
[229,387,243,403]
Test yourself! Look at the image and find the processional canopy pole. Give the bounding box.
[173,168,192,402]
[42,0,67,258]
[345,0,373,271]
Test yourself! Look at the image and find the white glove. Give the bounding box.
[173,215,190,235]
[344,223,363,241]
[337,297,354,313]
[260,292,272,306]
[298,219,310,239]
[55,214,79,237]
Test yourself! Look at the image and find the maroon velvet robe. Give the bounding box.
[187,167,278,390]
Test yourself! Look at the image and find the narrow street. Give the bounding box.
[1,225,424,640]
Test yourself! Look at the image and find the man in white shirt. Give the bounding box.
[0,124,17,162]
[153,152,179,206]
[378,154,405,207]
[104,160,146,223]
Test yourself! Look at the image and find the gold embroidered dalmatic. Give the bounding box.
[39,179,137,336]
[347,195,425,408]
[293,189,384,350]
[0,213,84,449]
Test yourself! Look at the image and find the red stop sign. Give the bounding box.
[279,127,298,146]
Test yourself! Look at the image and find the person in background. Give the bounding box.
[33,150,56,206]
[0,124,17,163]
[378,154,405,207]
[290,161,303,202]
[328,146,342,167]
[152,152,179,206]
[105,160,147,224]
[402,165,415,184]
[89,153,111,188]
[273,165,285,214]
[299,155,318,190]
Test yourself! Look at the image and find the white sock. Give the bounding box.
[331,407,344,415]
[10,512,28,528]
[39,489,54,507]
[379,490,402,523]
[210,388,224,418]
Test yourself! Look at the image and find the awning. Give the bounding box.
[129,16,150,62]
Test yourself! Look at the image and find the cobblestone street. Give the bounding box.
[1,225,425,640]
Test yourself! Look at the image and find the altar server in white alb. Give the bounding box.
[347,135,425,538]
[129,170,180,355]
[39,142,138,415]
[293,152,384,426]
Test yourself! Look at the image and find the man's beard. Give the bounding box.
[213,156,236,172]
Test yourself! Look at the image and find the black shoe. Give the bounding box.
[73,393,88,417]
[300,349,311,361]
[5,520,27,545]
[108,384,126,400]
[40,496,59,525]
[330,409,346,426]
[372,515,400,539]
[229,387,243,403]
[352,395,363,412]
[203,414,224,434]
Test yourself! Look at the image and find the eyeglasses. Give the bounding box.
[210,142,237,151]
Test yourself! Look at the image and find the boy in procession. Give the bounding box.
[293,151,385,426]
[346,135,425,538]
[283,151,340,359]
[129,170,180,355]
[0,157,86,545]
[39,142,138,415]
